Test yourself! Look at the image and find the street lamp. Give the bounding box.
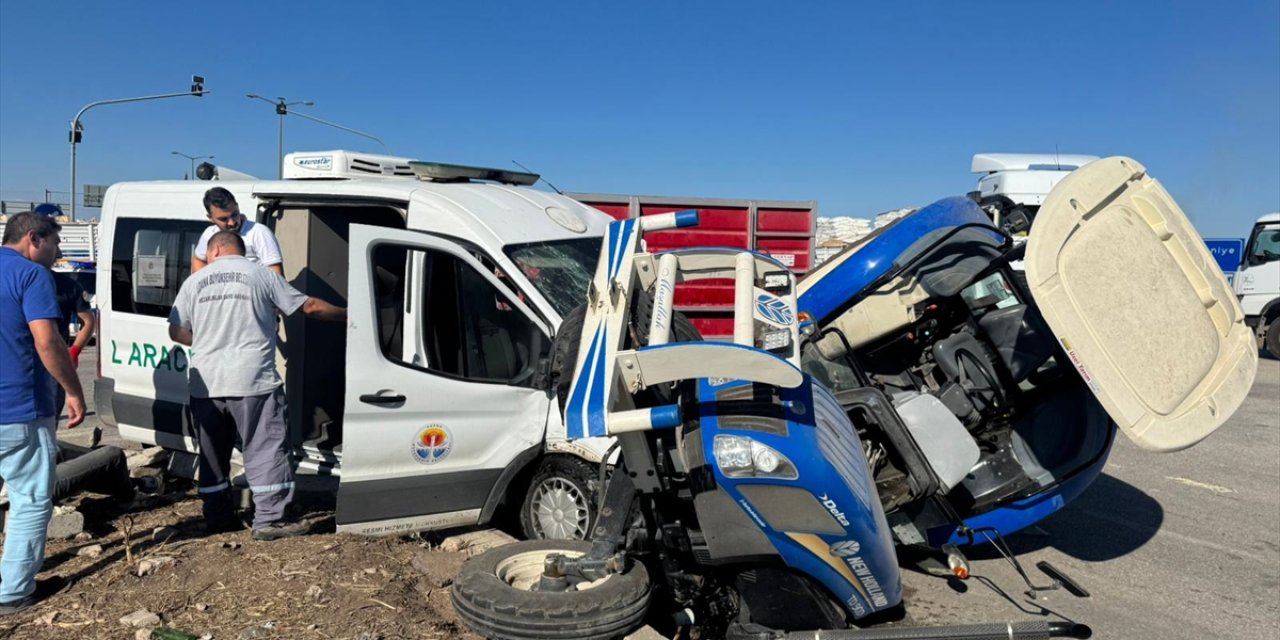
[246,94,313,178]
[70,75,206,219]
[172,151,214,180]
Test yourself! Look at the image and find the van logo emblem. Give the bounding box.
[412,425,453,464]
[545,206,587,233]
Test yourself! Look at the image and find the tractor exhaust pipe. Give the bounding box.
[778,620,1091,640]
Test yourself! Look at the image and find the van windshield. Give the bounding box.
[505,238,600,317]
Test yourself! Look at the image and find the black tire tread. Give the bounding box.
[451,540,650,640]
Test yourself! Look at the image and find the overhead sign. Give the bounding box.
[84,184,107,208]
[1203,238,1244,284]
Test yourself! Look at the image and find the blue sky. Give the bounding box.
[1,1,1276,237]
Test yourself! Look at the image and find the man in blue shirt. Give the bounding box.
[0,212,86,615]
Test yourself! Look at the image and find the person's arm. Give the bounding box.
[72,310,95,349]
[302,297,347,322]
[68,309,95,367]
[257,227,285,276]
[191,227,213,273]
[168,279,194,346]
[169,324,193,346]
[302,296,348,322]
[268,270,344,321]
[31,319,85,428]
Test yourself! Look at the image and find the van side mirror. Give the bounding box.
[533,355,553,390]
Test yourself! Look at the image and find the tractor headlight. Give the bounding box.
[759,328,792,352]
[713,435,798,480]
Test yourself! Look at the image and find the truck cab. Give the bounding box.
[1235,212,1280,356]
[96,150,618,537]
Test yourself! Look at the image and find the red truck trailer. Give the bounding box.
[566,192,817,339]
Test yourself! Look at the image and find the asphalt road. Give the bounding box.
[62,348,1280,639]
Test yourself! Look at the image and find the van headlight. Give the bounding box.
[713,435,798,479]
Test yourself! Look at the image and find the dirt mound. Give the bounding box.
[0,491,483,640]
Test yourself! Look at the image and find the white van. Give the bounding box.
[95,150,618,537]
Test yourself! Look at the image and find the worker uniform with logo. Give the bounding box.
[192,219,283,268]
[168,255,307,532]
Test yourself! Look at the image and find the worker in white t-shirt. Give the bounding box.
[191,187,284,275]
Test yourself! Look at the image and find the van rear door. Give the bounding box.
[337,224,554,535]
[1025,157,1257,452]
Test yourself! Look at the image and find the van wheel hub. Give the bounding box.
[531,478,589,539]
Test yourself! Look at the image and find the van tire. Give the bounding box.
[520,456,599,541]
[1265,320,1280,359]
[451,539,651,640]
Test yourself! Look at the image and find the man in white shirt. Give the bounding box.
[191,187,284,275]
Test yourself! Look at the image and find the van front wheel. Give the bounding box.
[520,456,599,541]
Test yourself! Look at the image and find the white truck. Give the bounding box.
[1235,212,1280,357]
[970,153,1101,232]
[96,150,621,538]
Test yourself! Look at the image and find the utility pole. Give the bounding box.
[246,95,313,178]
[70,75,206,219]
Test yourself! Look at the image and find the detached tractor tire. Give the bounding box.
[451,539,651,640]
[1265,320,1280,359]
[520,456,599,541]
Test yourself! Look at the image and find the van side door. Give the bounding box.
[337,224,553,535]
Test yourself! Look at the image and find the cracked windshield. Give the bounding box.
[504,237,600,317]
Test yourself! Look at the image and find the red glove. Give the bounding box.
[69,345,82,369]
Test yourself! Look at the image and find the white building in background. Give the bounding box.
[813,207,918,266]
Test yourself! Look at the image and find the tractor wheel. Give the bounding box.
[451,540,651,640]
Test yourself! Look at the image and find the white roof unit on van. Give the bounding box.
[282,150,541,186]
[283,150,417,179]
[971,153,1101,174]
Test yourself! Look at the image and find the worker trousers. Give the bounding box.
[190,388,294,529]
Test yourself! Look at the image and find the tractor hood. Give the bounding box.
[1024,157,1257,452]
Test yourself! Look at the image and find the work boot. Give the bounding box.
[0,594,38,616]
[0,576,67,615]
[251,520,309,541]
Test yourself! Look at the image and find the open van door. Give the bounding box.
[1025,157,1257,452]
[337,224,554,535]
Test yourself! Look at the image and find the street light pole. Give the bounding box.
[70,75,205,219]
[246,95,313,178]
[287,110,390,153]
[172,151,213,180]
